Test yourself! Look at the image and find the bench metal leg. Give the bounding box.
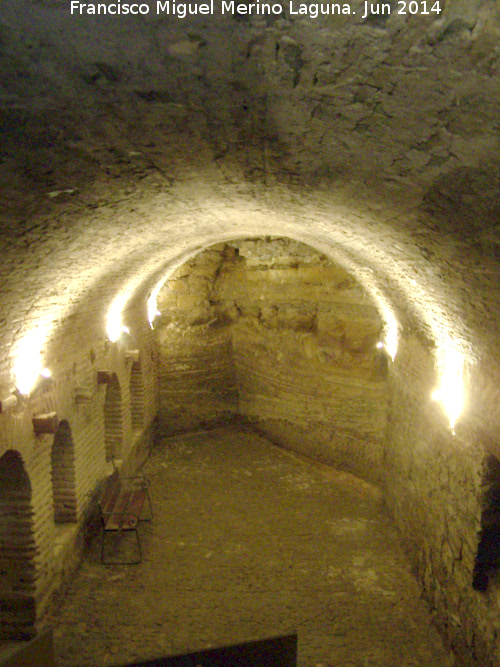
[101,527,142,565]
[142,490,153,521]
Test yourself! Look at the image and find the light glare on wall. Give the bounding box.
[383,326,398,361]
[106,320,123,343]
[106,294,128,342]
[349,266,399,361]
[147,285,162,327]
[147,254,196,327]
[14,326,49,395]
[107,323,131,343]
[432,346,465,433]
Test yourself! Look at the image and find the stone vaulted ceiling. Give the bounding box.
[0,0,499,434]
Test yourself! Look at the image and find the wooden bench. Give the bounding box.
[97,468,153,564]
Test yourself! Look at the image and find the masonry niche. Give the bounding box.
[103,374,123,461]
[129,360,146,430]
[0,451,36,640]
[51,420,77,524]
[154,237,389,484]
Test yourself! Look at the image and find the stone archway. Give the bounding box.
[0,450,37,640]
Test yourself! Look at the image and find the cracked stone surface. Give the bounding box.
[47,427,455,666]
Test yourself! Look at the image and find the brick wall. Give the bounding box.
[0,299,158,635]
[0,0,499,656]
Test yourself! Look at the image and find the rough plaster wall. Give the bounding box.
[220,238,388,483]
[156,247,239,432]
[384,334,498,664]
[156,238,387,482]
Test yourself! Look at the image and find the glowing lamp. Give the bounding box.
[29,370,55,396]
[432,346,465,434]
[14,326,49,395]
[107,324,132,343]
[148,310,161,329]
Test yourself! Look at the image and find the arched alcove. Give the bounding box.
[130,360,145,430]
[0,450,36,640]
[472,454,500,592]
[51,420,77,524]
[104,374,123,461]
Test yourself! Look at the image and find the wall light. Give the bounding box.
[147,255,194,328]
[29,368,54,396]
[345,265,399,361]
[106,293,128,342]
[381,315,399,362]
[14,325,49,395]
[147,286,163,328]
[432,345,465,434]
[107,323,131,344]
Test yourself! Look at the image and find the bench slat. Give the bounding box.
[127,489,147,517]
[98,474,149,530]
[104,511,140,531]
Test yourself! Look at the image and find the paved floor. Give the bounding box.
[48,427,455,666]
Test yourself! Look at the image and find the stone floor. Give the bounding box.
[47,427,455,666]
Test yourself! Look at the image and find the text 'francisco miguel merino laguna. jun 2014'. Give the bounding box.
[69,0,443,20]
